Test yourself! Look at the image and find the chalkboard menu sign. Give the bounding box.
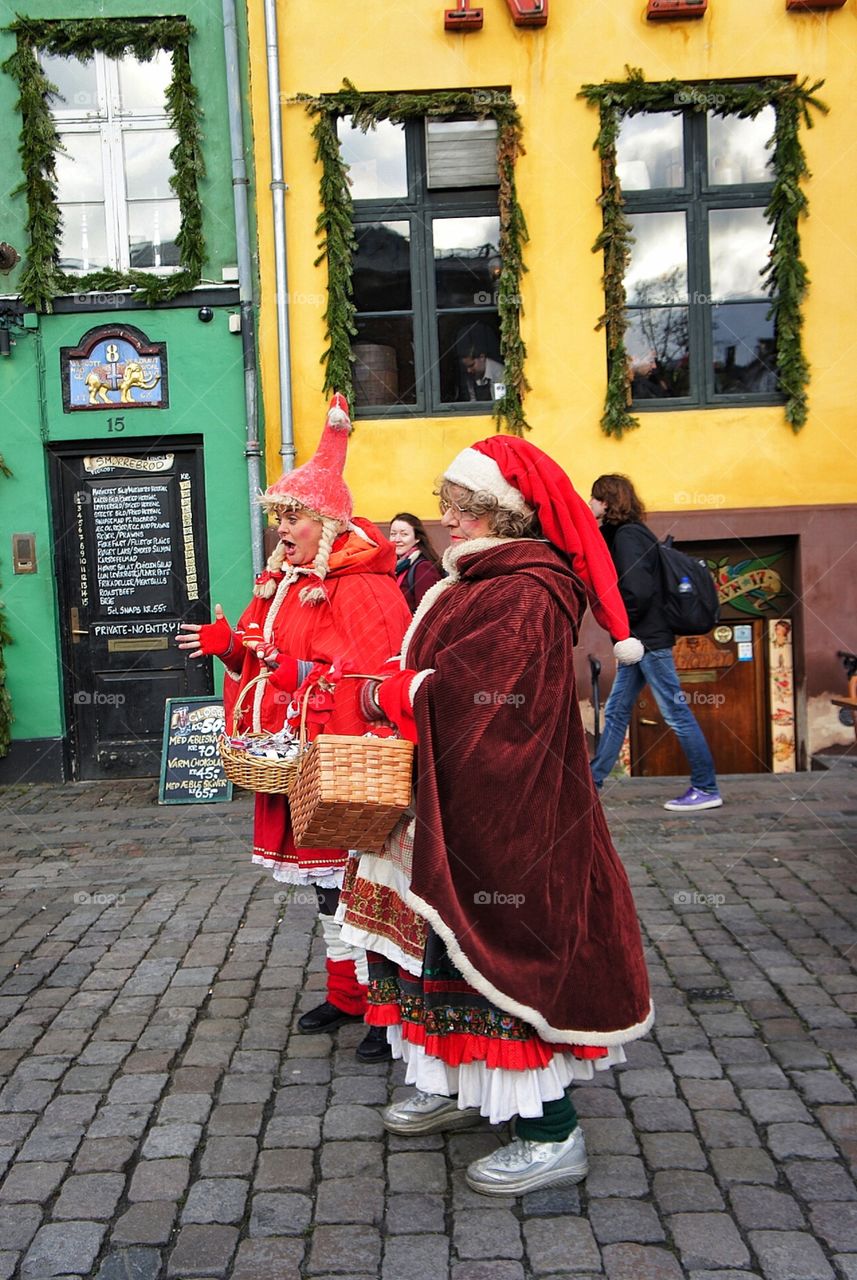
[159,698,233,805]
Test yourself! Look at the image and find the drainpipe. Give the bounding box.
[222,0,265,573]
[263,0,296,470]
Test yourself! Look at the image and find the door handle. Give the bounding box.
[70,606,89,644]
[640,717,658,726]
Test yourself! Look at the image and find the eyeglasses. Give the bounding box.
[438,498,480,521]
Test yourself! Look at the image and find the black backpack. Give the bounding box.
[656,536,720,636]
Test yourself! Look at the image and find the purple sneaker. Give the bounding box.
[664,786,723,812]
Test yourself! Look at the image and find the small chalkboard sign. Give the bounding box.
[158,697,233,805]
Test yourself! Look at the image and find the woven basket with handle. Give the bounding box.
[217,673,301,795]
[289,676,414,852]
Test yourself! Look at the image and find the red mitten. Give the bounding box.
[197,613,235,657]
[244,640,301,694]
[376,670,420,744]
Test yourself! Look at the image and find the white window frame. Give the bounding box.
[46,49,179,274]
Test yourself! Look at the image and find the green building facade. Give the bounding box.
[0,1,260,782]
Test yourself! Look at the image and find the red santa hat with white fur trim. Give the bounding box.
[444,437,644,664]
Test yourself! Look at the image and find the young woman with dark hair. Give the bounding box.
[389,512,443,611]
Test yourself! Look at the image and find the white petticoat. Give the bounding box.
[251,854,344,890]
[389,1028,627,1125]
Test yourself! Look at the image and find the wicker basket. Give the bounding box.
[218,673,301,795]
[290,731,414,852]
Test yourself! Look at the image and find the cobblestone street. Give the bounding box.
[0,770,855,1280]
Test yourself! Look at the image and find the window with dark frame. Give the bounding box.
[617,103,783,409]
[338,115,505,416]
[43,48,181,274]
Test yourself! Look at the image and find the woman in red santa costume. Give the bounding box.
[178,395,411,1062]
[347,436,653,1194]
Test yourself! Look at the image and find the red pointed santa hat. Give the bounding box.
[261,392,353,523]
[444,436,644,664]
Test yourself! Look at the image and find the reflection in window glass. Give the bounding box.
[118,51,172,113]
[123,131,179,200]
[626,308,690,399]
[58,203,109,271]
[338,118,408,200]
[40,52,98,112]
[625,212,688,305]
[128,200,181,268]
[712,303,777,395]
[709,207,770,300]
[353,222,412,312]
[707,107,775,186]
[426,119,499,188]
[433,216,501,308]
[353,316,416,405]
[56,133,105,203]
[616,111,684,190]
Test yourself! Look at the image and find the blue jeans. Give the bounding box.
[590,648,718,793]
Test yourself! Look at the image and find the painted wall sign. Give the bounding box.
[708,550,789,617]
[61,324,168,412]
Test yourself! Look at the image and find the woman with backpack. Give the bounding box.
[589,474,723,812]
[389,512,443,611]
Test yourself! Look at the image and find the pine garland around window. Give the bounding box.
[0,453,12,759]
[302,81,530,435]
[3,17,206,313]
[579,68,827,437]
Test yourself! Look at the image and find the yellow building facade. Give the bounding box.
[247,0,857,773]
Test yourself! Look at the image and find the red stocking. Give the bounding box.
[326,957,367,1015]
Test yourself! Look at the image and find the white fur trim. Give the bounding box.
[614,637,645,665]
[326,405,350,429]
[346,520,374,544]
[405,882,655,1047]
[444,447,529,514]
[408,669,434,706]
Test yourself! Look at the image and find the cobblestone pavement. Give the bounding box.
[0,771,855,1280]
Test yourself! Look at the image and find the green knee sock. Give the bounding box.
[516,1093,578,1144]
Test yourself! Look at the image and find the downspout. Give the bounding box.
[263,0,296,469]
[222,0,265,573]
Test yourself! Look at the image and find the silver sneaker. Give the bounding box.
[465,1126,588,1196]
[382,1090,482,1136]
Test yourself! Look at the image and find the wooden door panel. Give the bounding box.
[631,623,768,776]
[51,442,212,779]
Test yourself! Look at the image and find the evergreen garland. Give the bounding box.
[3,17,206,313]
[303,81,530,434]
[0,453,12,758]
[579,68,827,437]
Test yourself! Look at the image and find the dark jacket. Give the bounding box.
[395,554,443,613]
[601,521,674,652]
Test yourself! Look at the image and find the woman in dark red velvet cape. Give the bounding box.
[403,537,651,1045]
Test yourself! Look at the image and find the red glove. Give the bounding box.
[197,613,235,657]
[244,640,301,693]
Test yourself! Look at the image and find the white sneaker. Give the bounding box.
[465,1126,588,1196]
[382,1090,482,1136]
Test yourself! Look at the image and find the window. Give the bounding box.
[616,105,780,408]
[43,49,180,273]
[338,116,504,415]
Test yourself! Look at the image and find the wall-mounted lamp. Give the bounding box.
[0,243,20,275]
